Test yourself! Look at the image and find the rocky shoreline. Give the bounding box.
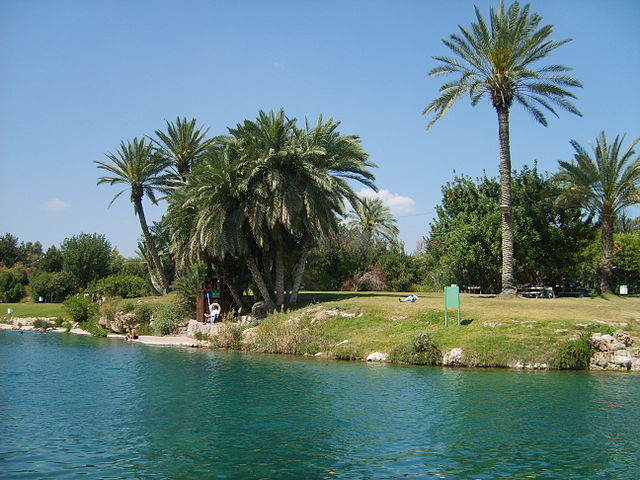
[3,316,639,372]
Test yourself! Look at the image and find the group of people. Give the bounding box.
[125,327,138,341]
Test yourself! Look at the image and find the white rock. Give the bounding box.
[443,348,464,366]
[366,352,388,362]
[336,339,349,346]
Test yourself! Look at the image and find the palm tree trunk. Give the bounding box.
[496,107,516,296]
[134,196,169,295]
[600,212,615,294]
[289,234,311,305]
[246,254,276,312]
[274,245,285,309]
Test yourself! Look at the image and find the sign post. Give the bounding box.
[444,284,461,327]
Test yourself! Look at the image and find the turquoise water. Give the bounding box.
[1,331,638,479]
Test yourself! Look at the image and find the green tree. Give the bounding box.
[0,233,22,268]
[423,167,594,292]
[0,270,24,302]
[95,138,173,294]
[557,132,640,293]
[152,116,213,183]
[38,245,64,272]
[60,233,112,289]
[423,0,582,295]
[29,270,76,303]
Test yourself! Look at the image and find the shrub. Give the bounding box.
[551,334,594,370]
[153,303,186,336]
[134,303,153,324]
[82,320,109,337]
[389,333,442,365]
[254,316,315,354]
[33,318,53,329]
[63,296,97,322]
[91,274,153,298]
[213,323,244,350]
[333,344,364,360]
[194,331,211,342]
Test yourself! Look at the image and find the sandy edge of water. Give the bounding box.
[0,323,204,348]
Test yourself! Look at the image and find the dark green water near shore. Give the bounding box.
[1,331,638,479]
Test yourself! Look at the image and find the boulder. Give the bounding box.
[366,352,388,362]
[590,332,635,370]
[443,348,465,366]
[186,320,223,338]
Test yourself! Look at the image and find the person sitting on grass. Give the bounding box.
[399,294,419,302]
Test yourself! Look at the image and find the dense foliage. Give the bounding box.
[421,166,598,293]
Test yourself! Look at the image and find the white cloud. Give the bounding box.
[40,198,70,212]
[357,188,416,216]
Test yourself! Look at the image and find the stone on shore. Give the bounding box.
[366,352,388,362]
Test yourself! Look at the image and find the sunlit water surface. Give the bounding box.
[1,331,638,479]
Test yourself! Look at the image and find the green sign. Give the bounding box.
[444,284,461,326]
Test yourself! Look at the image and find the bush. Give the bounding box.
[81,320,109,337]
[134,303,153,324]
[333,344,364,360]
[551,334,594,370]
[63,295,97,322]
[254,316,315,354]
[213,323,244,350]
[91,274,153,298]
[33,318,53,329]
[389,333,442,365]
[153,303,186,336]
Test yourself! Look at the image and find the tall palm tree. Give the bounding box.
[152,117,213,183]
[95,138,172,294]
[346,197,399,245]
[424,0,582,295]
[557,132,640,294]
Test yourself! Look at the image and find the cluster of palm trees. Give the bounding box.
[424,0,639,294]
[97,110,378,311]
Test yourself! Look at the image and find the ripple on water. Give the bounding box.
[1,331,639,479]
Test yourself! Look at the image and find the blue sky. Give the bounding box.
[1,0,639,257]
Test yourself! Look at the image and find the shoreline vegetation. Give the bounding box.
[2,292,639,371]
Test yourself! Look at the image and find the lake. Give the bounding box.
[1,330,638,479]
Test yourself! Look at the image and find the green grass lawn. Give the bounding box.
[0,302,66,322]
[290,291,640,366]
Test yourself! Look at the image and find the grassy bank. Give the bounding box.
[3,292,638,368]
[257,292,640,367]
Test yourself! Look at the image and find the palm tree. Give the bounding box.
[346,197,399,246]
[557,132,640,294]
[152,117,213,183]
[424,0,582,295]
[287,115,377,304]
[95,138,172,294]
